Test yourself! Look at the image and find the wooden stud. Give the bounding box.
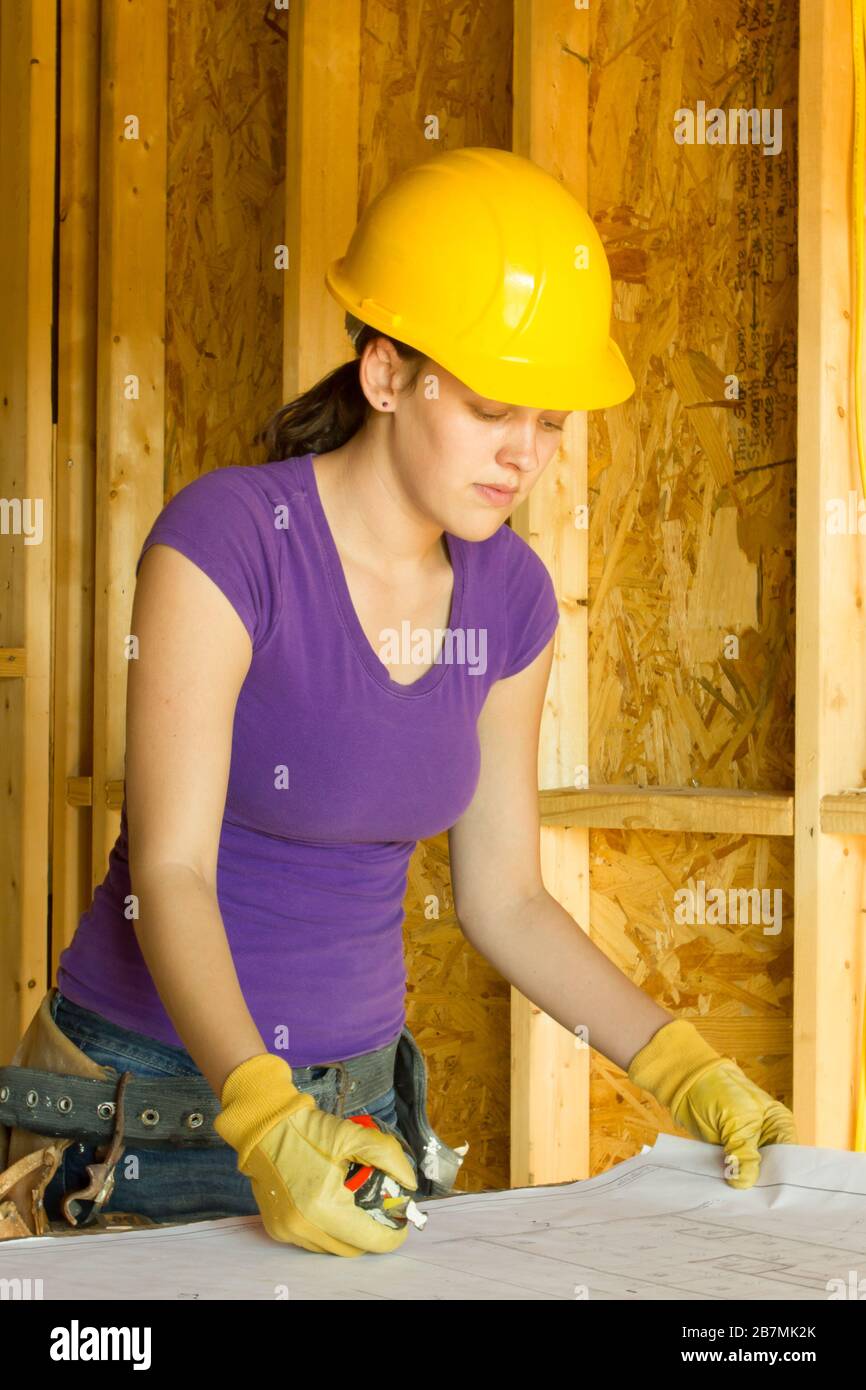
[51,0,100,981]
[796,0,866,1147]
[0,0,57,1048]
[511,0,592,1186]
[91,0,168,888]
[285,0,362,399]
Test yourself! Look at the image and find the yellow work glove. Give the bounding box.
[627,1019,797,1190]
[213,1052,418,1256]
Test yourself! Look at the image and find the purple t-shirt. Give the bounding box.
[57,452,560,1064]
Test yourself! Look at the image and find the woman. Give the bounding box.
[24,148,794,1256]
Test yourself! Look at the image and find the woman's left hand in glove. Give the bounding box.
[627,1018,797,1189]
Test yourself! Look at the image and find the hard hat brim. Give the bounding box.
[325,259,636,413]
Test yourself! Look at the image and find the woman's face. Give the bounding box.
[390,357,572,543]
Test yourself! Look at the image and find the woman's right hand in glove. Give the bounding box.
[213,1051,418,1256]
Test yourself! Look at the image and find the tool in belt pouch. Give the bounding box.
[0,988,209,1239]
[392,1027,468,1198]
[0,991,467,1239]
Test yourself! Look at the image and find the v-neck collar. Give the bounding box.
[300,451,465,698]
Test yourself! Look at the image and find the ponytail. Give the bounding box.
[253,313,426,462]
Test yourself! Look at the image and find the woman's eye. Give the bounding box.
[474,408,563,431]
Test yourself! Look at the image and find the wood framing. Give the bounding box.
[90,0,168,886]
[511,0,592,1185]
[0,1,57,1049]
[285,0,362,400]
[795,0,866,1147]
[51,0,100,983]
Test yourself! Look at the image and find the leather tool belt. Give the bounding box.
[0,1037,399,1148]
[0,989,467,1238]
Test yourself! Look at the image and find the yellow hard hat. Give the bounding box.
[324,146,635,412]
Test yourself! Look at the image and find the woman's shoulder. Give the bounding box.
[164,457,306,511]
[135,461,302,651]
[139,459,310,553]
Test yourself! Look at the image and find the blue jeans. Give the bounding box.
[43,990,406,1226]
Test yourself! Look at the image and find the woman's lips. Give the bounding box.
[474,482,517,507]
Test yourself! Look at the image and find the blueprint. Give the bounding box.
[3,1134,865,1300]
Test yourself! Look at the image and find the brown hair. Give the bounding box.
[253,313,427,462]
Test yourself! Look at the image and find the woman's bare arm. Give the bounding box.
[448,637,673,1071]
[125,542,269,1096]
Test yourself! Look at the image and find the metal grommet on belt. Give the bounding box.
[140,1108,160,1127]
[97,1101,115,1120]
[57,1095,74,1114]
[25,1090,38,1108]
[185,1111,205,1130]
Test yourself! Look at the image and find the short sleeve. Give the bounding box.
[135,466,282,650]
[499,531,560,679]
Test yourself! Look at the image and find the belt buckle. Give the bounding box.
[60,1070,133,1228]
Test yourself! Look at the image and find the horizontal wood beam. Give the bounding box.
[65,777,92,808]
[73,779,866,842]
[540,785,794,836]
[64,777,122,810]
[820,793,866,835]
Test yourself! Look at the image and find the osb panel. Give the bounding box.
[165,0,287,490]
[588,825,794,1174]
[358,0,512,211]
[402,834,511,1194]
[357,0,514,1190]
[586,0,798,790]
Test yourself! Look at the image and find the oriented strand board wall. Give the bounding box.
[403,838,511,1192]
[585,0,798,1171]
[589,828,794,1169]
[164,0,288,492]
[358,0,514,1192]
[357,0,513,207]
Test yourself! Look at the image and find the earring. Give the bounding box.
[381,400,389,407]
